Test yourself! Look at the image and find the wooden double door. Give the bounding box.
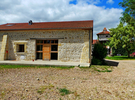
[43,44,50,60]
[36,40,58,60]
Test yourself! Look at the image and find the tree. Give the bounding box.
[119,0,135,25]
[112,46,127,56]
[109,22,135,57]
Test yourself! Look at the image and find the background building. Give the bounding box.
[93,27,111,55]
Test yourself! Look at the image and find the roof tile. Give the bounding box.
[0,20,93,30]
[97,27,110,35]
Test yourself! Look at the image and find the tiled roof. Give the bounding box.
[97,27,110,35]
[93,39,98,44]
[0,20,93,31]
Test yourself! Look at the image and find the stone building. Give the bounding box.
[93,27,111,55]
[0,20,93,63]
[97,27,110,44]
[97,27,111,55]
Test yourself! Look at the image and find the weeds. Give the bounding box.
[80,65,113,72]
[37,84,54,95]
[1,91,5,99]
[37,89,44,95]
[59,88,71,96]
[91,65,113,72]
[74,91,80,97]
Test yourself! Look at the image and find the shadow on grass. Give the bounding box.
[105,60,119,67]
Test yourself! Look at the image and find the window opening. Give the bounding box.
[37,45,43,51]
[36,53,43,59]
[55,40,58,43]
[19,44,24,52]
[37,40,43,43]
[51,53,58,60]
[47,40,50,43]
[51,40,54,43]
[44,40,47,44]
[51,45,58,51]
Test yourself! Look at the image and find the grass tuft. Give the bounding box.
[37,84,55,95]
[59,88,71,96]
[90,65,113,72]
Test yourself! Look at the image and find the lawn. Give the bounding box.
[106,56,135,60]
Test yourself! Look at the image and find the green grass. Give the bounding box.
[80,65,113,72]
[58,88,71,96]
[106,56,135,60]
[0,64,74,69]
[90,65,113,72]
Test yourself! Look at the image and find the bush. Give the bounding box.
[91,57,103,65]
[92,43,107,65]
[92,43,107,60]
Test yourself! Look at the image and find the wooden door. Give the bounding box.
[43,44,50,60]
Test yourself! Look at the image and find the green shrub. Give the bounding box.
[92,43,107,60]
[91,57,103,65]
[92,43,107,65]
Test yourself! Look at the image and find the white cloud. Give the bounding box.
[77,0,101,4]
[0,0,122,39]
[106,0,114,4]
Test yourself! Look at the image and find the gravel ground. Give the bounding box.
[0,60,135,100]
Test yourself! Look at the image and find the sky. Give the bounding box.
[0,0,124,39]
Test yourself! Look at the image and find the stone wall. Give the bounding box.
[0,29,91,63]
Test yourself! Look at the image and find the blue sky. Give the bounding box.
[69,0,123,9]
[0,0,124,39]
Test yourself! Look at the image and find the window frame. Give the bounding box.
[14,41,27,54]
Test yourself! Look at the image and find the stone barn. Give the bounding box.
[0,20,93,64]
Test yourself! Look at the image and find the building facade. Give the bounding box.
[93,27,111,55]
[0,20,93,63]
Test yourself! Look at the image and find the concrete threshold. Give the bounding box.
[0,60,90,67]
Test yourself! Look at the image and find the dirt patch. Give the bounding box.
[0,60,135,100]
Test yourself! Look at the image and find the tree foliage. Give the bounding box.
[119,0,135,25]
[112,46,127,56]
[109,23,135,57]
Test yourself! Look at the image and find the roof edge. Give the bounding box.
[1,20,93,26]
[0,27,93,31]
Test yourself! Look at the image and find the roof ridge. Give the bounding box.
[4,20,93,25]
